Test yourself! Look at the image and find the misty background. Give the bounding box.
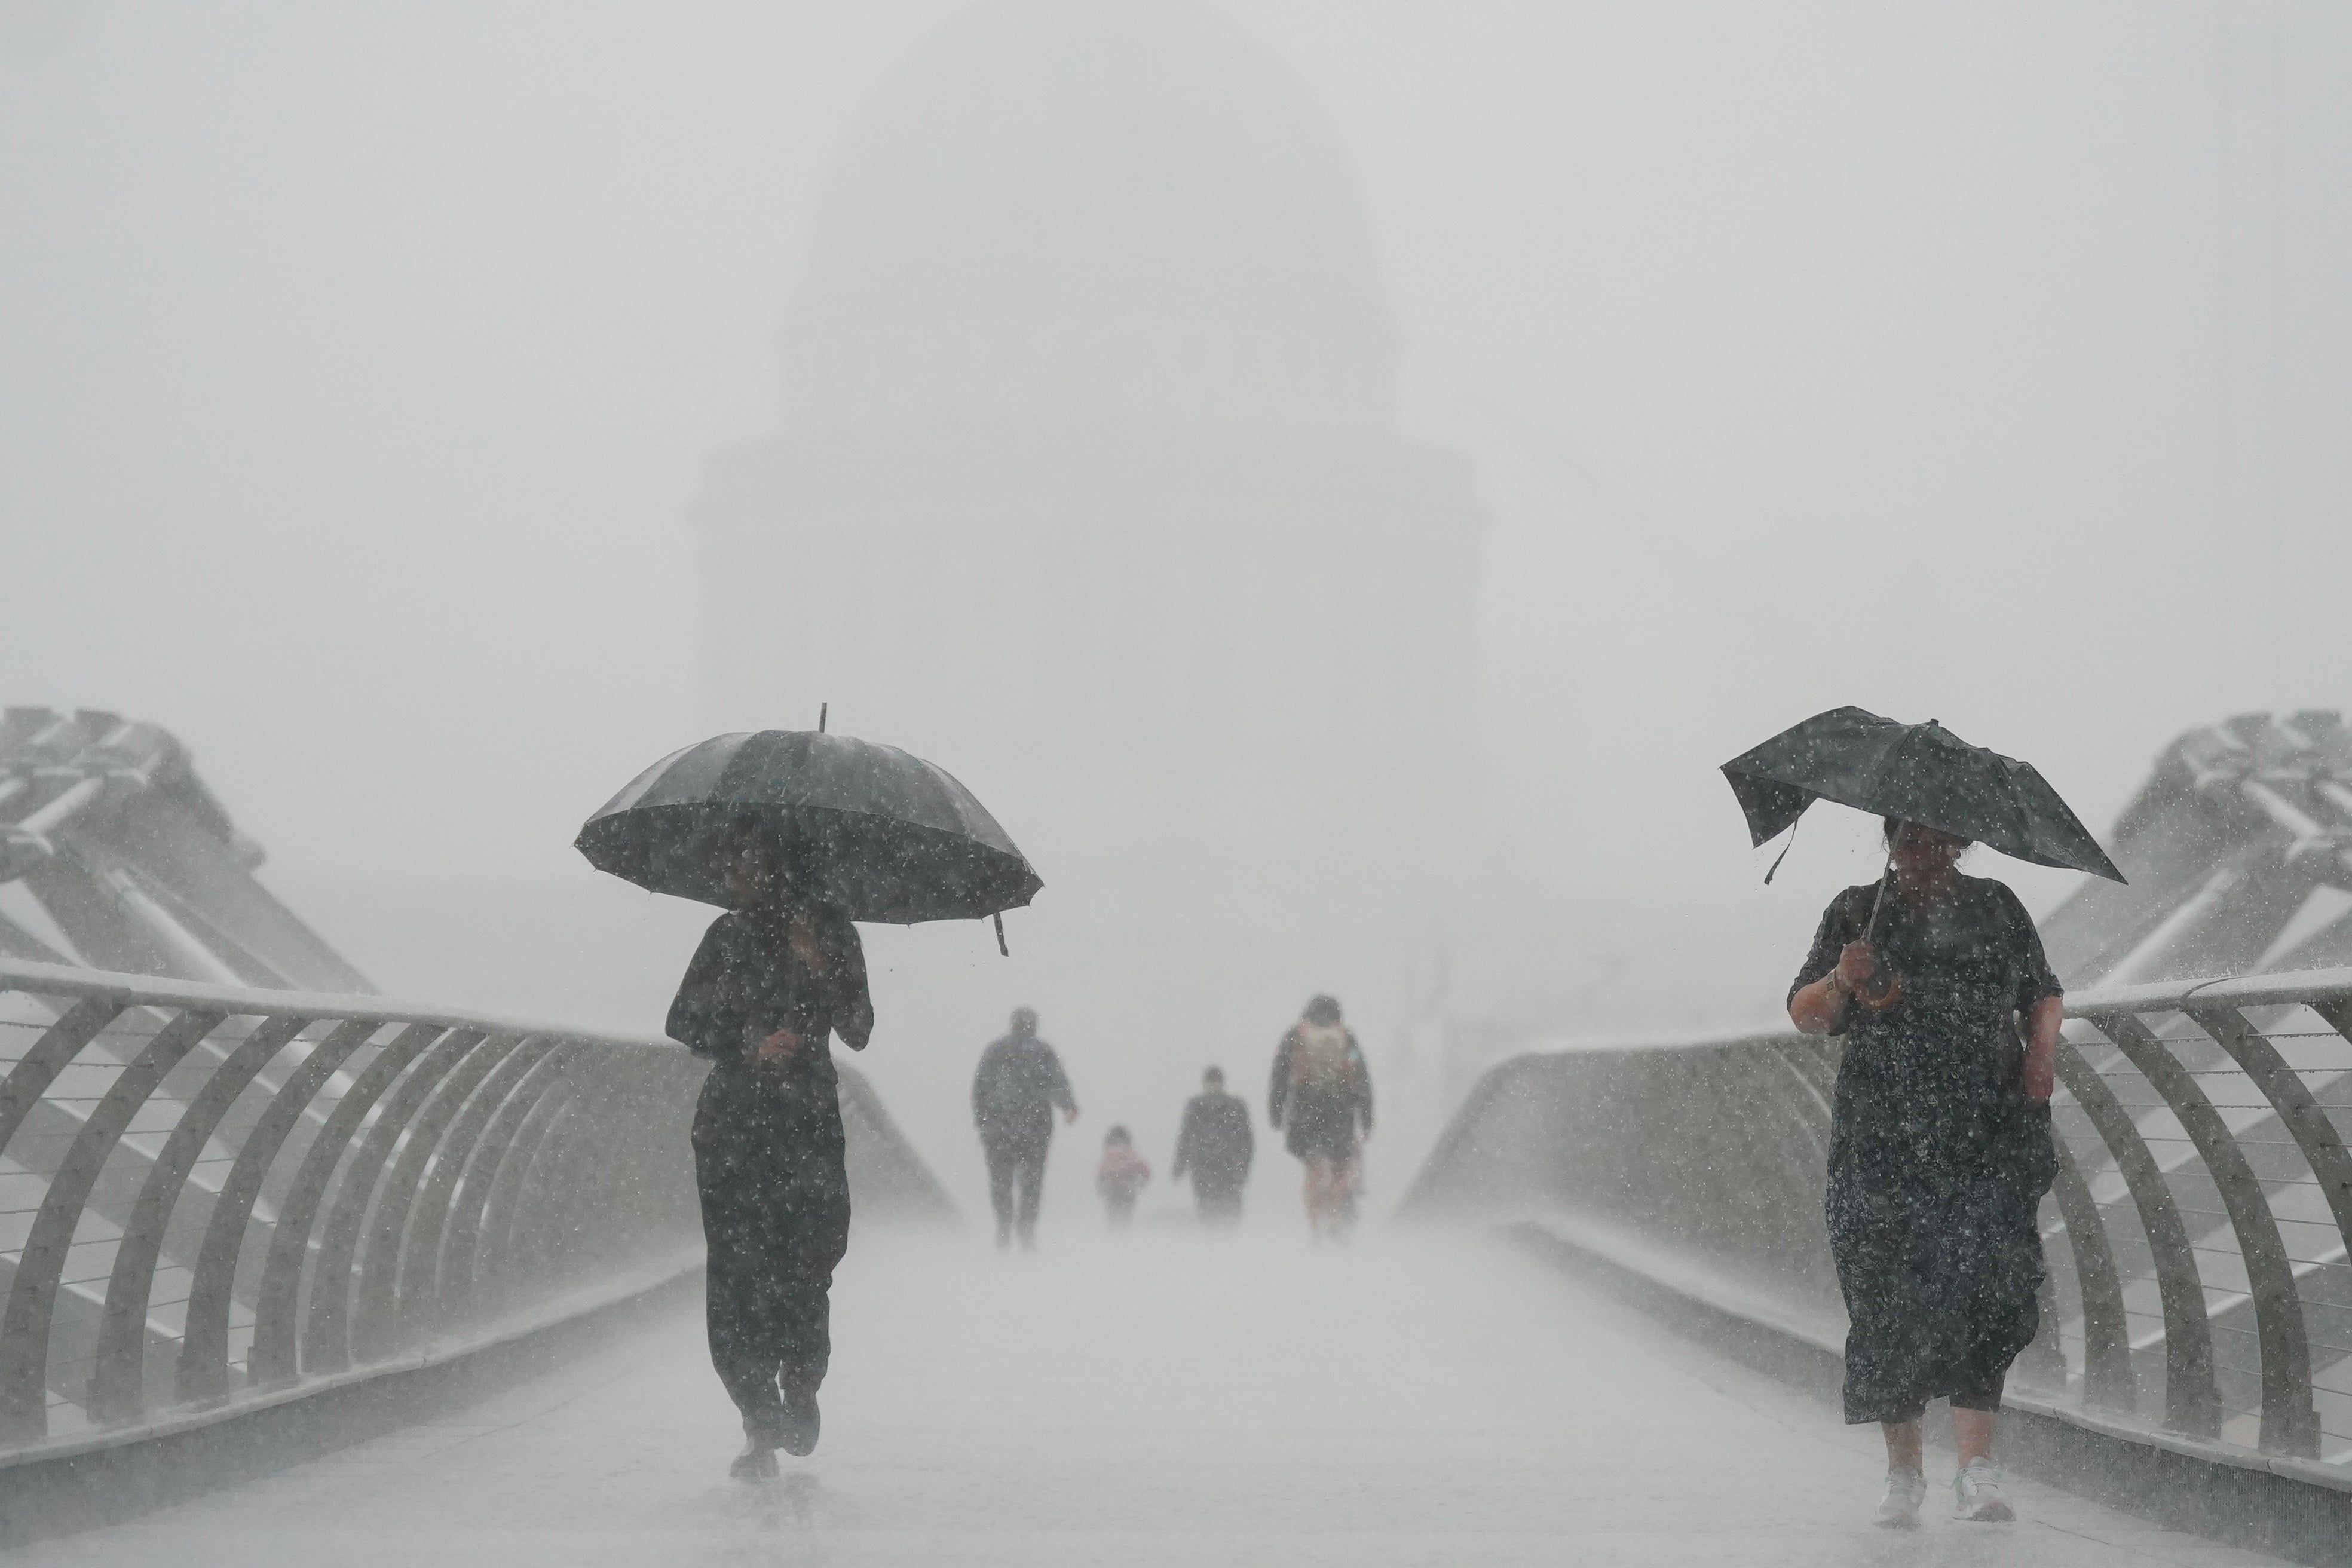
[7,1,2351,1217]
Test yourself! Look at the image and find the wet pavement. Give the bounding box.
[2,1224,2291,1567]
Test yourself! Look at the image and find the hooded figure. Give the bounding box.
[1268,995,1372,1241]
[666,826,872,1478]
[971,1006,1077,1249]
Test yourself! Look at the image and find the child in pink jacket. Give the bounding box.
[1096,1126,1152,1227]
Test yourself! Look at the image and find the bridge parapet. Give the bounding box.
[1404,967,2352,1487]
[0,956,950,1463]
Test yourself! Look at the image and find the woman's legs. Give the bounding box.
[1948,1401,2013,1518]
[1881,1419,1923,1472]
[774,1192,853,1404]
[1881,1408,1996,1469]
[1952,1406,1996,1466]
[1872,1417,1928,1526]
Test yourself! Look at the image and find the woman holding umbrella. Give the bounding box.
[666,824,869,1477]
[1788,819,2062,1525]
[1728,710,2119,1529]
[578,725,1042,1479]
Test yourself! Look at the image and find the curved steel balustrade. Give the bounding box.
[1402,967,2352,1472]
[0,956,948,1459]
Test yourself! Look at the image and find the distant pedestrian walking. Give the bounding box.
[1788,819,2063,1527]
[972,1007,1078,1249]
[1172,1066,1254,1225]
[1095,1126,1152,1227]
[1268,996,1371,1242]
[666,827,872,1478]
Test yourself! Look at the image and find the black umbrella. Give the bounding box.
[575,728,1042,945]
[1722,708,2123,928]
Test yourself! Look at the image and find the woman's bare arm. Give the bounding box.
[2022,994,2062,1103]
[1789,975,1846,1034]
[1790,940,1893,1034]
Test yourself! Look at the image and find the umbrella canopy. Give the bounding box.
[1721,706,2125,883]
[576,730,1043,923]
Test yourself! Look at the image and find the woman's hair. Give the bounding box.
[1303,994,1343,1025]
[716,814,767,865]
[716,816,820,890]
[1105,1125,1131,1145]
[1883,816,1971,852]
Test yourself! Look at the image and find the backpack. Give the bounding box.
[1291,1022,1353,1094]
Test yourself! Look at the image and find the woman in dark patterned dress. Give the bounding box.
[1787,819,2063,1527]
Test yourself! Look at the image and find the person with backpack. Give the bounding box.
[1267,994,1373,1241]
[970,1006,1078,1250]
[1171,1065,1254,1226]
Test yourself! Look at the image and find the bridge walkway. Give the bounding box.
[1,1227,2289,1567]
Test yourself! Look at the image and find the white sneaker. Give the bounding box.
[1872,1466,1925,1528]
[1951,1459,2014,1521]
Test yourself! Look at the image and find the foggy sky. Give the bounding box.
[7,1,2352,939]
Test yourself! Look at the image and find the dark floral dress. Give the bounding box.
[1790,874,2061,1425]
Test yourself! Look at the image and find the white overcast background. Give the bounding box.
[7,1,2350,1030]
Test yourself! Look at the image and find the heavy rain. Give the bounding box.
[4,2,2352,1563]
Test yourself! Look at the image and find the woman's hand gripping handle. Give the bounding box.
[1791,940,1903,1034]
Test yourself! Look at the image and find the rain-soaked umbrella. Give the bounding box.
[575,724,1042,951]
[1722,706,2123,933]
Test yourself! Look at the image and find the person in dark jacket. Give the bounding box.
[1268,995,1372,1241]
[1171,1065,1254,1225]
[970,1006,1077,1249]
[666,825,872,1480]
[1788,817,2063,1527]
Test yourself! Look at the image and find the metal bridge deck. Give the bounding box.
[0,1229,2289,1567]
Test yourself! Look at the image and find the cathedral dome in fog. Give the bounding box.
[700,0,1478,810]
[776,0,1401,433]
[698,0,1483,1078]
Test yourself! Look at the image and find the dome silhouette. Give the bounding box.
[775,0,1401,435]
[699,0,1480,798]
[694,0,1486,1087]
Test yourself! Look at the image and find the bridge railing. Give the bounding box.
[1402,967,2352,1476]
[0,957,713,1456]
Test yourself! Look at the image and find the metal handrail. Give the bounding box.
[0,957,675,1049]
[1403,966,2352,1468]
[0,957,709,1453]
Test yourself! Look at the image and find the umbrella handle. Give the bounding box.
[1864,853,1894,943]
[994,911,1009,957]
[1836,856,1901,1010]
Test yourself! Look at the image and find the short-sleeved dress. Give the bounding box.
[1790,874,2061,1425]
